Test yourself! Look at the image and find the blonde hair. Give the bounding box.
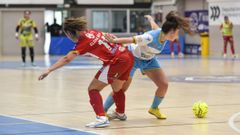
[63,17,87,37]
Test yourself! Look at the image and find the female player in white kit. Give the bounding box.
[103,11,193,120]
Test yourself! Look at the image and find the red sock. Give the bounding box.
[177,41,181,53]
[230,42,235,54]
[113,89,125,114]
[170,41,174,52]
[88,90,105,116]
[223,40,227,54]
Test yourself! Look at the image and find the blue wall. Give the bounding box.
[49,35,185,55]
[49,37,75,55]
[161,34,185,54]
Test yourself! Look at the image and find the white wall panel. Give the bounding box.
[76,0,133,5]
[0,0,63,5]
[209,2,240,25]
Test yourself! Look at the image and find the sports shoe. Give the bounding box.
[107,111,127,121]
[178,52,184,58]
[223,53,227,58]
[171,52,175,58]
[232,54,237,59]
[85,116,110,128]
[148,108,167,119]
[31,62,36,67]
[22,62,26,67]
[105,112,110,118]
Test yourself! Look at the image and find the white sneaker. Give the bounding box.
[232,54,237,59]
[22,62,26,67]
[31,62,36,67]
[171,52,175,58]
[223,54,227,58]
[178,52,184,58]
[107,111,127,121]
[85,116,110,128]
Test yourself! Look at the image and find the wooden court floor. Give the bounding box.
[0,55,240,135]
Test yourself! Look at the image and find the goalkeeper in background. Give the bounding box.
[16,10,39,66]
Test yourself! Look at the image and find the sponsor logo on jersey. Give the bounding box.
[85,33,95,39]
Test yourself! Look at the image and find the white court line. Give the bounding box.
[228,112,240,133]
[0,114,104,135]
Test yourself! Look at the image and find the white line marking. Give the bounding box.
[228,112,240,133]
[185,77,193,81]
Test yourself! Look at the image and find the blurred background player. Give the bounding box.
[170,38,184,58]
[220,16,236,58]
[15,10,39,66]
[47,18,62,37]
[38,17,134,128]
[103,11,193,120]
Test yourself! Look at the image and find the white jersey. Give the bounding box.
[128,28,169,60]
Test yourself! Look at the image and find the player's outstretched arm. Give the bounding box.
[38,52,78,80]
[15,25,20,39]
[34,27,39,41]
[230,22,233,29]
[144,15,160,30]
[104,33,134,44]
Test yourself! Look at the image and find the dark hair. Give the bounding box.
[162,11,193,35]
[63,17,87,37]
[24,10,31,15]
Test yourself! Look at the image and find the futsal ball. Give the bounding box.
[192,101,208,118]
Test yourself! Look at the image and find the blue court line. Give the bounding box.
[0,115,100,135]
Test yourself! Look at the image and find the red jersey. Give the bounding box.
[72,30,126,64]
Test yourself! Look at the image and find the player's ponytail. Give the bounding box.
[162,11,193,35]
[63,17,87,37]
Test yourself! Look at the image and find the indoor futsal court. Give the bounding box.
[0,56,240,135]
[0,0,240,135]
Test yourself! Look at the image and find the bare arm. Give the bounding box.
[104,32,153,46]
[145,15,160,30]
[15,25,20,39]
[220,24,223,30]
[111,37,134,44]
[230,22,233,29]
[38,52,78,80]
[104,33,134,44]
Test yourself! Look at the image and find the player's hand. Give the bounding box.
[109,33,117,39]
[35,34,39,41]
[104,33,116,43]
[38,70,51,80]
[15,33,19,40]
[144,15,154,21]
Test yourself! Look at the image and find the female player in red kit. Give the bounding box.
[38,17,134,128]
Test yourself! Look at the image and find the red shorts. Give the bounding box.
[223,36,233,42]
[95,50,134,84]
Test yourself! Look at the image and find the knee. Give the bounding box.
[121,87,127,92]
[88,86,93,91]
[157,80,168,91]
[88,85,102,92]
[163,81,168,90]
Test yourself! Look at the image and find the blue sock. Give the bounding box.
[151,96,164,109]
[104,95,114,112]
